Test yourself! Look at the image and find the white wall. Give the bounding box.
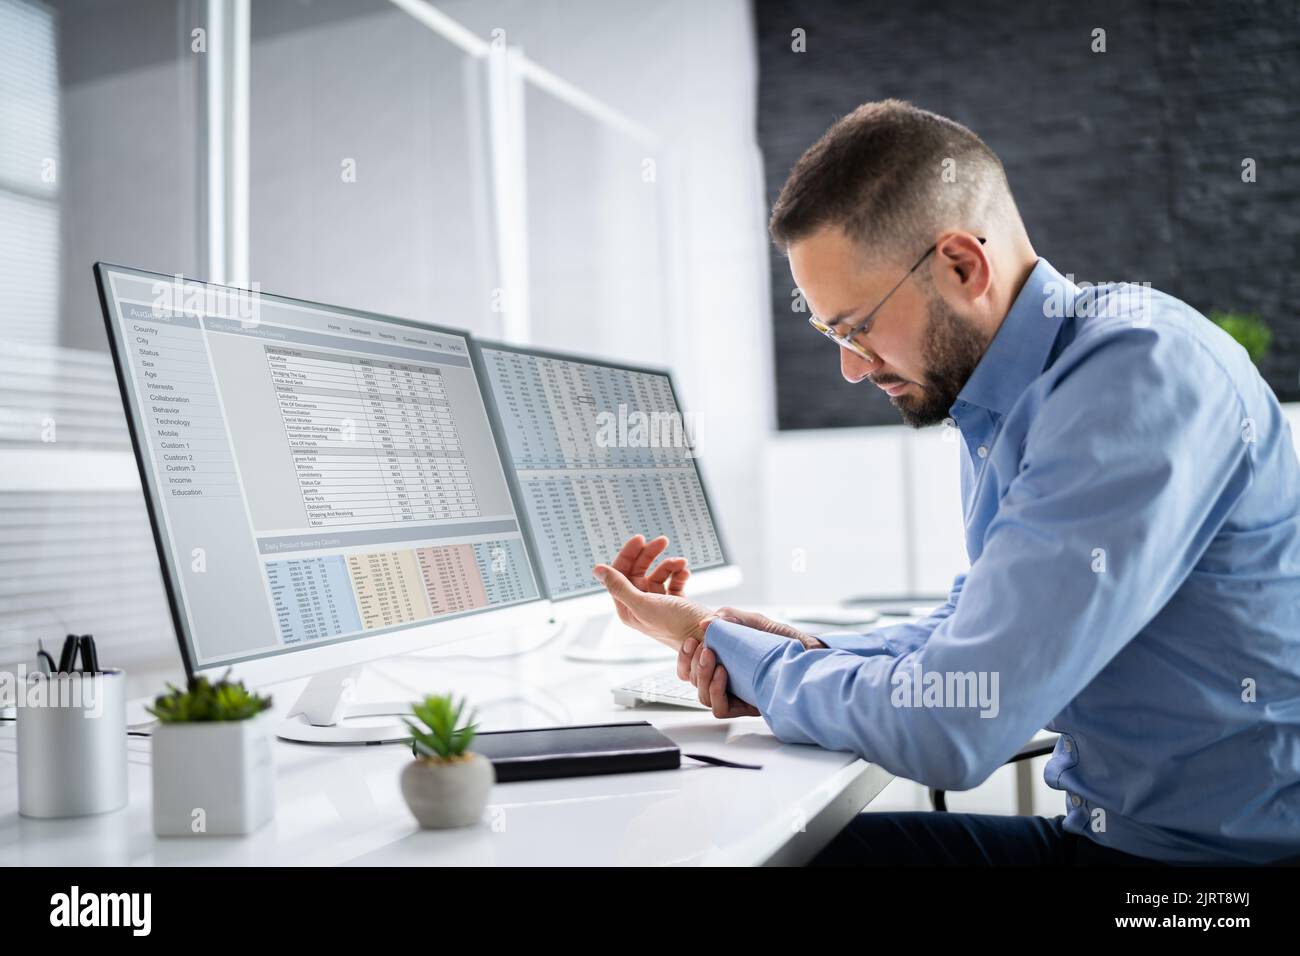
[762,422,967,604]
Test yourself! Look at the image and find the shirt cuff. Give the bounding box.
[702,619,793,706]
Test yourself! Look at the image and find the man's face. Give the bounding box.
[789,226,989,428]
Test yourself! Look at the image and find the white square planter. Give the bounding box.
[151,713,276,836]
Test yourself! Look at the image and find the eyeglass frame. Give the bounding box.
[806,236,987,363]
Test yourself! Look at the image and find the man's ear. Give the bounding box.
[934,232,992,301]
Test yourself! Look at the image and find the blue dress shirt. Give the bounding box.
[707,258,1300,863]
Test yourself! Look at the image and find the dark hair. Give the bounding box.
[769,100,1013,259]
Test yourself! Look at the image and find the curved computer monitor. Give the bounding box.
[471,339,741,627]
[95,263,551,695]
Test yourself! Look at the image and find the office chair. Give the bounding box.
[929,735,1059,812]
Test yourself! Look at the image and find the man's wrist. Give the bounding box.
[690,614,718,649]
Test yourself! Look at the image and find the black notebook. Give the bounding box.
[471,721,680,782]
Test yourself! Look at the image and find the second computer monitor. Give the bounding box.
[474,341,728,601]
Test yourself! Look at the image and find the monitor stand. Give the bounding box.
[562,616,677,664]
[278,665,417,745]
[276,619,568,745]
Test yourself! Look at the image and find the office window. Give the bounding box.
[0,0,200,666]
[249,0,497,333]
[0,0,59,348]
[525,84,672,368]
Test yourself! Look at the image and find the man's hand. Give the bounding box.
[592,562,714,652]
[712,607,827,651]
[677,607,827,719]
[609,534,690,596]
[678,638,761,718]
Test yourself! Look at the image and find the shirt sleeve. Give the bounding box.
[705,327,1253,791]
[817,572,966,657]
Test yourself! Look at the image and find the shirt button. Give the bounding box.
[1063,739,1073,753]
[1070,794,1082,807]
[977,445,989,459]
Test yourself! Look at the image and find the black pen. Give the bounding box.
[57,634,78,673]
[78,635,99,674]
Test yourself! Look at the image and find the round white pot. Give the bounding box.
[400,753,494,829]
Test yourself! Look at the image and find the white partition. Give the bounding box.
[761,427,913,605]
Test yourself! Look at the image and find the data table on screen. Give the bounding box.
[479,346,725,599]
[267,346,478,529]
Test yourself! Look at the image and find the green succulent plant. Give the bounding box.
[406,694,478,761]
[1211,310,1272,364]
[147,673,273,723]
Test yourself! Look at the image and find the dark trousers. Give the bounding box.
[811,812,1164,866]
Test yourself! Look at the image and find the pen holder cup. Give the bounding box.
[16,669,128,818]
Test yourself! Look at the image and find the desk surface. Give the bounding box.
[0,619,893,866]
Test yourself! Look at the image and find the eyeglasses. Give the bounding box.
[806,237,986,363]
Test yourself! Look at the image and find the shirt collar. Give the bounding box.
[954,257,1073,418]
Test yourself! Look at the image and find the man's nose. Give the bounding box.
[841,347,879,384]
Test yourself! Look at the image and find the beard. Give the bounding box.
[890,294,989,428]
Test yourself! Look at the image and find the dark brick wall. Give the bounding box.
[757,0,1300,429]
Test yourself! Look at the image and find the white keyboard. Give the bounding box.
[612,668,708,710]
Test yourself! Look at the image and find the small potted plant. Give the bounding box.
[400,694,494,829]
[148,673,275,836]
[1211,309,1272,365]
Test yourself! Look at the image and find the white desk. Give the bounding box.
[0,621,893,866]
